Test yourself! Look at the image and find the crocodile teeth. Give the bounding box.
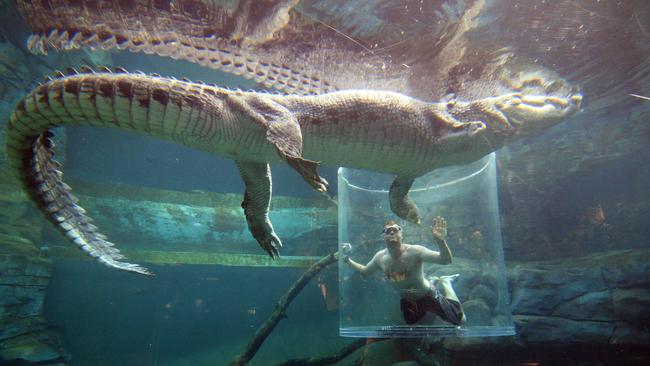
[38,39,48,55]
[46,29,59,43]
[56,31,70,47]
[27,34,41,52]
[69,31,82,44]
[59,31,81,51]
[571,95,582,104]
[28,34,48,55]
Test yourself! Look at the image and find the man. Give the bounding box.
[342,217,465,326]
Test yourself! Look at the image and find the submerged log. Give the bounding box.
[276,338,389,366]
[229,251,339,366]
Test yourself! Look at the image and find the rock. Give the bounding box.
[462,299,491,325]
[360,339,412,366]
[552,290,615,321]
[0,234,39,257]
[0,330,66,364]
[0,254,52,281]
[491,314,513,328]
[600,251,650,288]
[478,271,498,290]
[509,264,606,316]
[0,219,44,250]
[443,335,519,352]
[0,201,29,222]
[514,315,614,344]
[0,316,48,341]
[0,233,67,364]
[611,322,650,346]
[612,288,650,325]
[0,285,46,319]
[469,284,498,309]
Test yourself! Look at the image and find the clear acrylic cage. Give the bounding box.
[338,153,515,338]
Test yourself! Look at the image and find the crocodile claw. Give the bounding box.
[262,231,282,259]
[286,156,329,192]
[248,215,283,258]
[312,176,329,192]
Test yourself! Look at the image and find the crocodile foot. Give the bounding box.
[390,198,422,225]
[389,176,421,224]
[246,215,282,258]
[286,156,329,192]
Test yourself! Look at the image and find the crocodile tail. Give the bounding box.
[6,125,153,275]
[8,131,152,275]
[26,29,335,96]
[4,69,219,275]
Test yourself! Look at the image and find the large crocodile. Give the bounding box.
[5,67,582,274]
[14,0,542,100]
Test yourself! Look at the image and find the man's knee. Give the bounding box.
[400,298,421,324]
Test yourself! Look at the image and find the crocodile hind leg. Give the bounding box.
[389,176,421,225]
[235,160,282,258]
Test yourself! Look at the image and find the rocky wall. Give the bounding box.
[508,249,650,347]
[0,234,69,365]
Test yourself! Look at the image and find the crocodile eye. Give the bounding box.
[446,101,455,110]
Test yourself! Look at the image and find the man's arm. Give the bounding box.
[420,216,453,264]
[346,251,381,277]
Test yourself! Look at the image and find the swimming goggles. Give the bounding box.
[381,225,402,235]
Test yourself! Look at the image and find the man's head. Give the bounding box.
[381,221,403,245]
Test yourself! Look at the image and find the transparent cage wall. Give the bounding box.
[338,153,515,338]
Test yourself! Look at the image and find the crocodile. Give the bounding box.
[13,0,518,99]
[5,67,582,274]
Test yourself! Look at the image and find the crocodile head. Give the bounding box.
[436,63,583,154]
[446,91,582,140]
[423,81,582,169]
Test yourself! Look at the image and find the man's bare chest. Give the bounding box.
[380,255,420,282]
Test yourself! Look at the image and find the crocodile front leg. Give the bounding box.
[227,94,328,191]
[389,176,421,225]
[235,160,282,258]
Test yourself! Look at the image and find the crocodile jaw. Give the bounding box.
[495,93,583,135]
[447,91,583,141]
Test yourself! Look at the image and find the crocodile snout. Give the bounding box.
[495,90,582,132]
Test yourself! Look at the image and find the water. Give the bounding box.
[44,261,344,365]
[1,1,649,365]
